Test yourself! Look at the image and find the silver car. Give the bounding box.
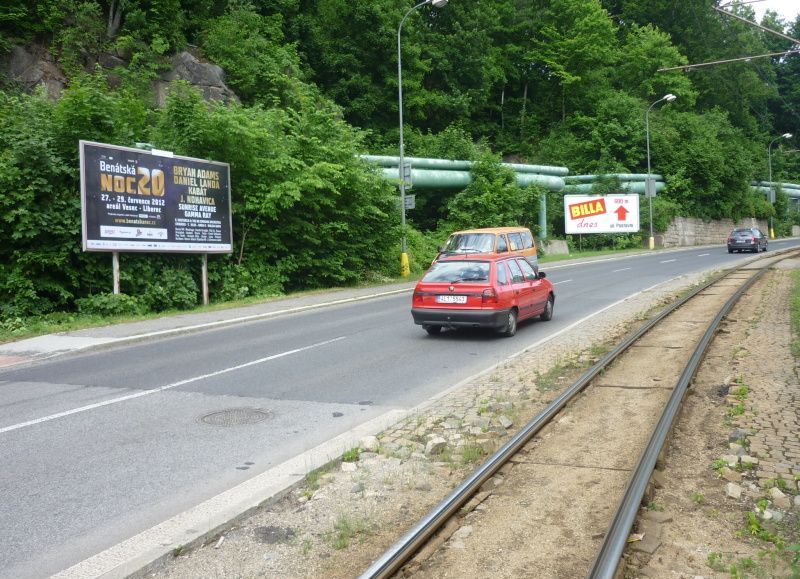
[727,228,768,253]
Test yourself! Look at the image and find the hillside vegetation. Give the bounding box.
[1,0,799,324]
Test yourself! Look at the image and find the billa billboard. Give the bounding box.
[563,194,640,234]
[80,140,232,253]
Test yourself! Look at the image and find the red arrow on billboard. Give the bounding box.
[614,206,629,221]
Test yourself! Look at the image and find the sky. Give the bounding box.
[748,0,800,24]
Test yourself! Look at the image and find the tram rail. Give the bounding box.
[360,248,800,579]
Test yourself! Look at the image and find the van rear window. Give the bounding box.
[443,233,495,253]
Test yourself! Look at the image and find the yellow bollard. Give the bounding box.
[648,236,655,250]
[400,252,410,277]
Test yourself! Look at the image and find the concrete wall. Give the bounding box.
[656,217,769,248]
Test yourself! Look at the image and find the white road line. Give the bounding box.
[612,267,631,273]
[0,336,346,435]
[553,279,573,285]
[660,259,677,263]
[698,253,710,257]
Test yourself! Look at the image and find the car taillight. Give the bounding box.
[413,291,423,305]
[482,288,497,304]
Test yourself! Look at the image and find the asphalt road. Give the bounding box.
[1,240,798,578]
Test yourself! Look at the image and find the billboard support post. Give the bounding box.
[112,252,120,295]
[201,254,209,306]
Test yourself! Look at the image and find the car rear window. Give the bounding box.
[422,261,491,283]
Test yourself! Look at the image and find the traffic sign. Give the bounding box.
[645,178,657,198]
[402,161,412,189]
[404,194,415,209]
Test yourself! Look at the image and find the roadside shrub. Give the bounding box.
[405,226,443,276]
[141,267,198,312]
[209,259,285,302]
[76,292,145,316]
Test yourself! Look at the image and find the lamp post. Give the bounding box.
[645,93,676,250]
[768,132,792,240]
[397,0,448,277]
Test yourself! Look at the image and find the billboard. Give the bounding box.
[80,140,232,253]
[564,194,640,235]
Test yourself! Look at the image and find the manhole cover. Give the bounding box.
[199,407,271,427]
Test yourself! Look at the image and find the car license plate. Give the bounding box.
[437,295,467,304]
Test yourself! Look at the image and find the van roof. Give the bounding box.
[449,227,530,235]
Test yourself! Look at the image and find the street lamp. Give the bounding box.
[645,93,676,250]
[397,0,448,277]
[768,132,793,239]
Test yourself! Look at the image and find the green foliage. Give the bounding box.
[441,154,538,231]
[201,3,301,106]
[208,258,285,302]
[341,448,360,462]
[76,293,146,316]
[55,0,107,75]
[139,266,198,312]
[2,0,800,329]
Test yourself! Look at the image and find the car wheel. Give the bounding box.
[423,325,442,336]
[498,310,517,337]
[540,295,554,321]
[727,248,733,254]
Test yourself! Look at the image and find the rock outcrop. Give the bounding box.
[1,45,239,107]
[1,45,67,98]
[154,51,239,106]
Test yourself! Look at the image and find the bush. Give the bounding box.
[141,267,198,312]
[209,259,285,302]
[76,293,146,316]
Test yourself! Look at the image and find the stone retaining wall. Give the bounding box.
[657,216,769,248]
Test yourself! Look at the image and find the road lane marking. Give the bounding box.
[612,267,631,273]
[660,259,676,263]
[698,253,710,257]
[0,337,346,435]
[553,279,572,285]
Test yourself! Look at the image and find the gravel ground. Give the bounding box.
[144,262,798,579]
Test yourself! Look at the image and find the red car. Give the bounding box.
[411,254,555,337]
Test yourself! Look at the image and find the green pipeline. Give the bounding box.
[563,181,665,194]
[377,167,566,191]
[362,155,569,176]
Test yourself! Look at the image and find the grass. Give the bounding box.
[728,402,746,417]
[325,515,372,550]
[691,491,706,504]
[302,464,333,499]
[461,444,485,464]
[711,458,729,472]
[341,447,360,462]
